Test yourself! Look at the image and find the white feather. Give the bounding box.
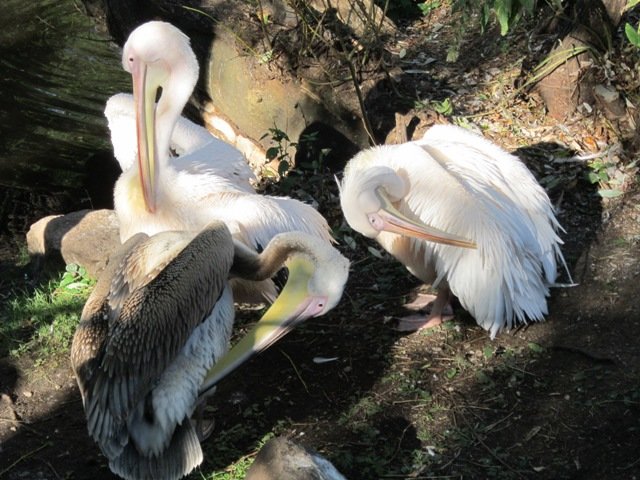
[340,124,571,338]
[112,22,333,303]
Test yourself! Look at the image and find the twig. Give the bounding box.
[37,457,62,480]
[435,447,462,472]
[0,442,51,477]
[619,456,640,471]
[280,349,310,395]
[345,59,377,145]
[457,411,527,478]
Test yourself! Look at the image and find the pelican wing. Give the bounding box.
[196,190,334,251]
[419,124,568,283]
[409,134,563,337]
[75,222,234,455]
[71,233,148,406]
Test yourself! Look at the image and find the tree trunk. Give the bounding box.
[535,0,625,120]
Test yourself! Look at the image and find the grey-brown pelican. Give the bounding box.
[70,221,349,480]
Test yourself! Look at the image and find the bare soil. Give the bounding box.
[2,5,640,480]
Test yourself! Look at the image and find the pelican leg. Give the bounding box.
[193,399,215,442]
[396,287,453,332]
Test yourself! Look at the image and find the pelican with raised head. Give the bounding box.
[339,124,572,339]
[114,21,333,302]
[71,221,349,480]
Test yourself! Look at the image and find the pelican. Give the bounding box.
[104,92,255,190]
[339,124,572,339]
[114,21,333,302]
[70,221,349,480]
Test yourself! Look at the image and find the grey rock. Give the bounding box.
[26,209,120,278]
[245,436,347,480]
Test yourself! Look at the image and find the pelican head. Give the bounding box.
[199,232,350,394]
[340,148,476,249]
[122,21,199,213]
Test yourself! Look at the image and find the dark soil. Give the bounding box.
[2,4,640,480]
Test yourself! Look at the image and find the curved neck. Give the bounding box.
[231,238,299,281]
[155,64,198,165]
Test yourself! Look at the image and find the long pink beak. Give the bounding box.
[372,188,476,249]
[130,58,157,213]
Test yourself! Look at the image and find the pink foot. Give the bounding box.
[395,310,454,332]
[396,286,454,332]
[404,293,438,311]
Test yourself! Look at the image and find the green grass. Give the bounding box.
[0,264,94,363]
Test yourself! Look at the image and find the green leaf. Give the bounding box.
[625,23,640,47]
[65,263,79,273]
[598,188,623,198]
[367,246,384,259]
[527,342,545,353]
[446,44,459,63]
[277,160,290,176]
[433,98,453,115]
[494,0,512,36]
[266,147,280,160]
[587,172,600,184]
[343,235,357,250]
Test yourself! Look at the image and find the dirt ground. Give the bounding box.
[2,4,640,480]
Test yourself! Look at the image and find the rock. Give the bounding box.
[308,0,395,38]
[205,25,368,171]
[532,0,617,120]
[592,84,627,120]
[26,209,120,278]
[244,436,347,480]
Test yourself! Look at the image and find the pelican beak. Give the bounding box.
[130,59,158,213]
[373,187,476,249]
[199,257,325,395]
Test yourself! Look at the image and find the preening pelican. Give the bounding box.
[114,21,332,302]
[201,232,350,394]
[71,221,236,480]
[105,92,255,190]
[339,124,571,339]
[71,221,349,480]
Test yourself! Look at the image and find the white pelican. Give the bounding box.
[104,92,255,190]
[114,21,333,302]
[71,221,349,480]
[339,124,572,339]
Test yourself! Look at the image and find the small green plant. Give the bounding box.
[1,264,94,361]
[418,1,442,16]
[625,1,640,47]
[586,158,632,198]
[432,97,453,115]
[447,0,536,61]
[414,97,454,116]
[455,0,535,36]
[261,126,297,178]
